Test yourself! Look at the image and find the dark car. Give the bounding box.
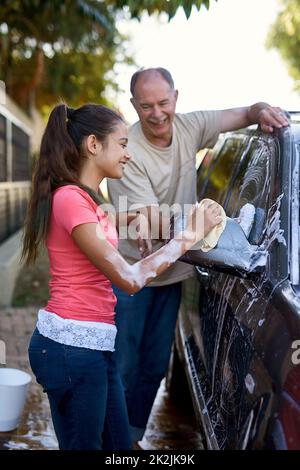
[167,114,300,450]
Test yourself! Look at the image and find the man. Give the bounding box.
[107,67,289,445]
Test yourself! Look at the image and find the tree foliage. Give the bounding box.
[106,0,215,21]
[267,0,300,94]
[0,0,217,115]
[0,0,121,114]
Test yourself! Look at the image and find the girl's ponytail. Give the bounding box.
[22,104,81,264]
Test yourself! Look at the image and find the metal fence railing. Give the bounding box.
[0,181,31,243]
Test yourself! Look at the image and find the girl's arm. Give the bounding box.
[72,200,223,295]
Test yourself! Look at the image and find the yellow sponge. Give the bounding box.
[198,198,227,252]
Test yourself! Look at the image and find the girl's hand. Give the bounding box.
[183,199,224,246]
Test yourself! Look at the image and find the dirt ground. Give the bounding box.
[12,249,50,308]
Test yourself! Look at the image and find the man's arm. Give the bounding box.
[220,102,290,134]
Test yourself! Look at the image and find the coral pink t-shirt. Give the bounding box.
[45,185,118,324]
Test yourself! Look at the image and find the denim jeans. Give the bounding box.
[28,328,131,450]
[113,283,182,431]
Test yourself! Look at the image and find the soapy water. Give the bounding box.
[193,188,288,447]
[0,384,58,450]
[236,203,256,238]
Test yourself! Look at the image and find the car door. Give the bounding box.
[212,135,279,447]
[183,131,283,448]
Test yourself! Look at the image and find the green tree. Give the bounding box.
[0,0,121,114]
[267,0,300,94]
[106,0,215,21]
[0,0,216,115]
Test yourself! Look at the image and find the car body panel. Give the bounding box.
[173,119,300,449]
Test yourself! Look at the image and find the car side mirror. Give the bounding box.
[179,217,267,278]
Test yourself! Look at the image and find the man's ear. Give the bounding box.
[174,90,179,102]
[130,97,137,111]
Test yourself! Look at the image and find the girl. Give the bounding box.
[22,103,222,450]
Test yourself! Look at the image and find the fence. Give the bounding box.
[0,182,31,243]
[0,103,32,244]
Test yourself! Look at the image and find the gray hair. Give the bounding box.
[130,67,175,96]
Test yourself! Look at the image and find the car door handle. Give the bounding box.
[195,266,210,285]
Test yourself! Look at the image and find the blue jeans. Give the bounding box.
[28,328,131,450]
[113,283,182,430]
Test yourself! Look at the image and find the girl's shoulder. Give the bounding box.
[53,185,96,210]
[54,184,93,200]
[54,184,86,196]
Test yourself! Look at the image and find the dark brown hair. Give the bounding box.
[22,103,123,264]
[130,67,175,96]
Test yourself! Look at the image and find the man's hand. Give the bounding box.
[254,105,290,133]
[247,102,290,133]
[136,213,152,258]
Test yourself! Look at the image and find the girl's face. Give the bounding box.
[95,122,131,179]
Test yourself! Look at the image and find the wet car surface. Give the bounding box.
[169,115,300,449]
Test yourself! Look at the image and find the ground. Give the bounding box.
[12,249,50,307]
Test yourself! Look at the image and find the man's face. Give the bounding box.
[131,73,178,145]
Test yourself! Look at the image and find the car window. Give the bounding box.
[197,135,247,206]
[225,137,274,245]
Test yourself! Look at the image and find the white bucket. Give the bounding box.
[0,368,32,432]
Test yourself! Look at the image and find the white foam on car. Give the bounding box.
[238,203,256,238]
